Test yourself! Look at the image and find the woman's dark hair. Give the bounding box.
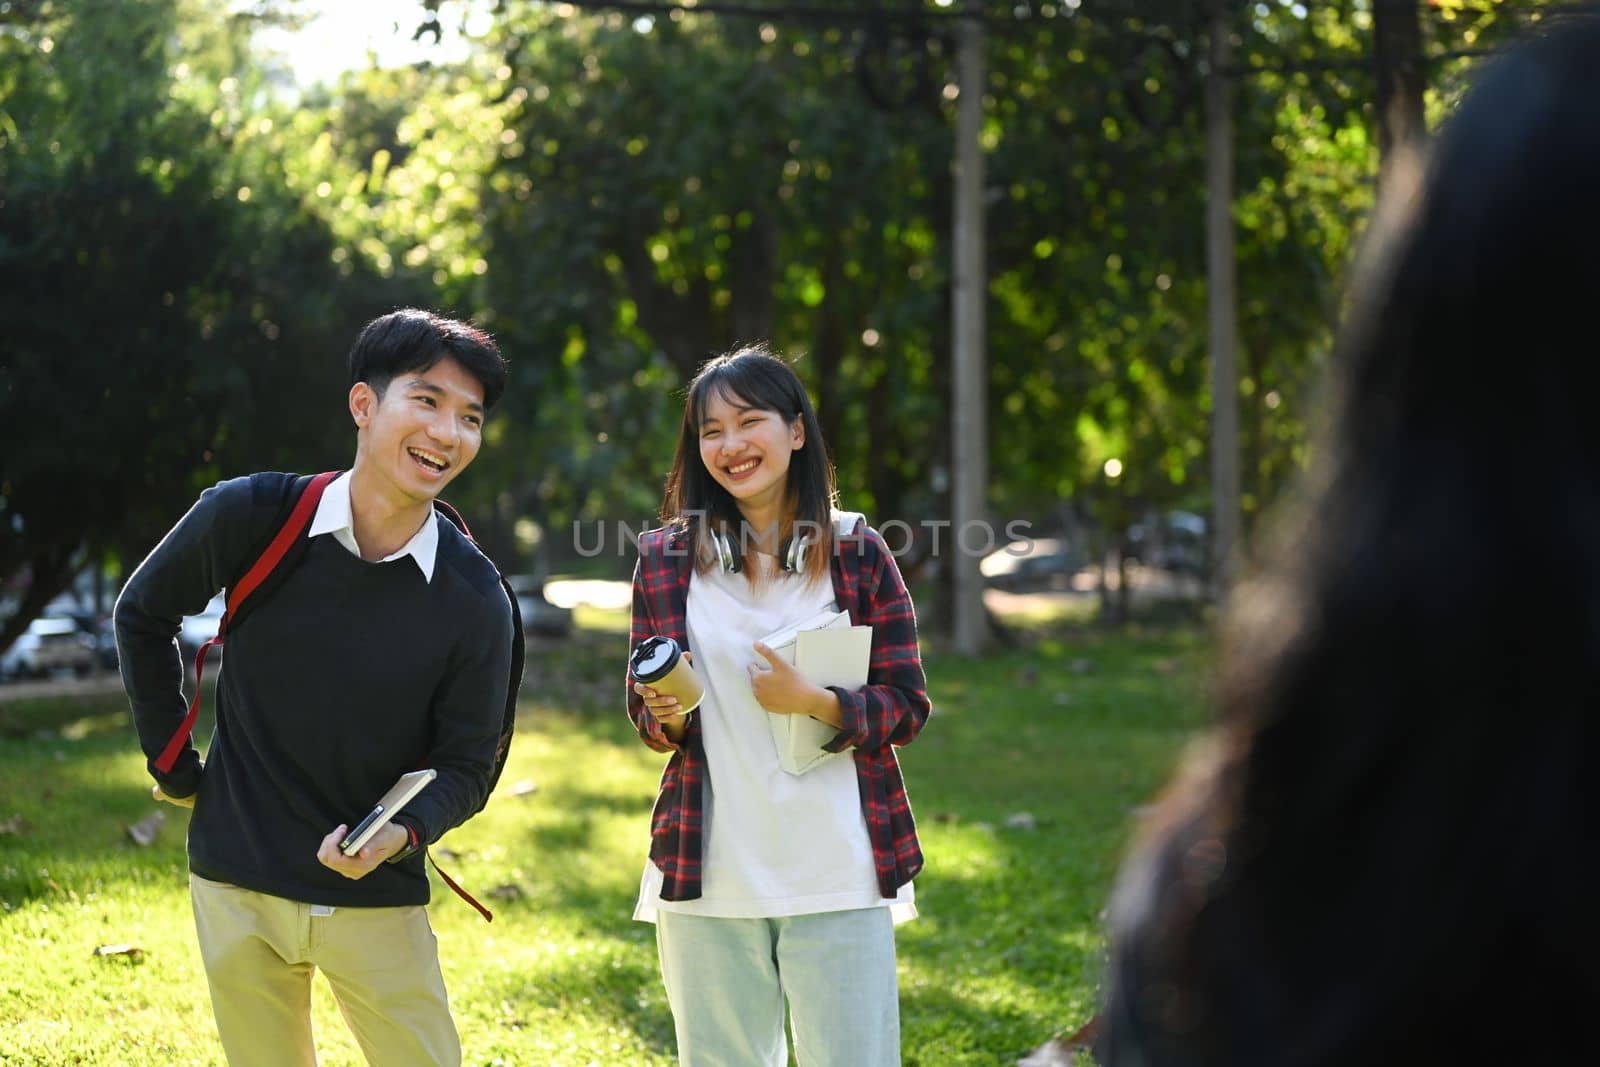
[348,307,507,410]
[1101,14,1600,1065]
[661,345,837,586]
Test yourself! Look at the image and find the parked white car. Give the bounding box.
[507,575,574,638]
[980,537,1082,591]
[178,595,227,658]
[0,616,97,680]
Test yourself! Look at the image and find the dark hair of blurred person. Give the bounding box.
[1098,13,1600,1066]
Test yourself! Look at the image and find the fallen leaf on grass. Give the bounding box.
[487,883,525,902]
[0,814,28,836]
[93,944,143,960]
[434,847,462,862]
[126,810,166,847]
[1003,812,1038,831]
[1017,1038,1080,1067]
[508,778,539,798]
[1017,1014,1100,1066]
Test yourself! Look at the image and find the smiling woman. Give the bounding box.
[625,345,933,1067]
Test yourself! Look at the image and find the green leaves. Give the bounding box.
[0,0,399,622]
[3,0,1547,624]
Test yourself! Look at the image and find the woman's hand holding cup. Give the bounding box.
[633,652,694,722]
[630,637,705,743]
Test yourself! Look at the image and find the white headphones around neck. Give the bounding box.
[708,527,807,574]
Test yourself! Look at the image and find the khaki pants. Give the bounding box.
[189,874,461,1067]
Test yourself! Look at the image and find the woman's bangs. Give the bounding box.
[692,362,791,428]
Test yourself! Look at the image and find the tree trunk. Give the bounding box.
[1096,534,1114,626]
[926,39,959,639]
[620,212,714,380]
[730,205,777,344]
[815,242,846,461]
[0,549,78,654]
[1373,0,1427,184]
[951,13,990,655]
[1206,0,1242,600]
[1241,334,1266,537]
[1115,546,1131,627]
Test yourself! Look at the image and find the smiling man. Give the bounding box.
[114,309,511,1067]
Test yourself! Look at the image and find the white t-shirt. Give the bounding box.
[634,547,916,924]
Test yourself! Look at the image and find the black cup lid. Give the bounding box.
[630,636,680,681]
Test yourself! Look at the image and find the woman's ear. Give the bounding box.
[790,415,805,451]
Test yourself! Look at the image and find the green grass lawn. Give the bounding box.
[0,617,1211,1065]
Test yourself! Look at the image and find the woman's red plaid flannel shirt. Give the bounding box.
[626,519,931,902]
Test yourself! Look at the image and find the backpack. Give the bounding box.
[154,471,526,920]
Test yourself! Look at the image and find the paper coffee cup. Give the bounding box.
[630,636,705,713]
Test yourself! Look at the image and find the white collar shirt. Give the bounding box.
[306,471,438,583]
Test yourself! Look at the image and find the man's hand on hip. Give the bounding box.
[151,784,196,809]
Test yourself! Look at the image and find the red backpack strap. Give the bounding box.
[224,470,340,619]
[428,850,494,922]
[153,471,340,774]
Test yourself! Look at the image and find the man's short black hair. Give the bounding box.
[348,308,507,410]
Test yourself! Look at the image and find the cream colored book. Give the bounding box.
[338,769,435,856]
[759,609,873,775]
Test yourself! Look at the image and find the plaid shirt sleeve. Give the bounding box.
[627,553,682,754]
[626,529,707,901]
[822,525,932,754]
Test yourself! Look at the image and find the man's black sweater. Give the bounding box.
[115,473,513,907]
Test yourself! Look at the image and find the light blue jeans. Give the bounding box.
[655,907,901,1067]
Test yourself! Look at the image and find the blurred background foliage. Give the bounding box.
[0,0,1556,642]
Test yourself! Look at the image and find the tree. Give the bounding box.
[0,0,399,647]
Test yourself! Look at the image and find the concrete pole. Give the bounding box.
[952,13,989,654]
[1206,0,1242,597]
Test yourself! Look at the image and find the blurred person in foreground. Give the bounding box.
[1098,13,1600,1066]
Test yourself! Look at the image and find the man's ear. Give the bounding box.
[349,382,377,428]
